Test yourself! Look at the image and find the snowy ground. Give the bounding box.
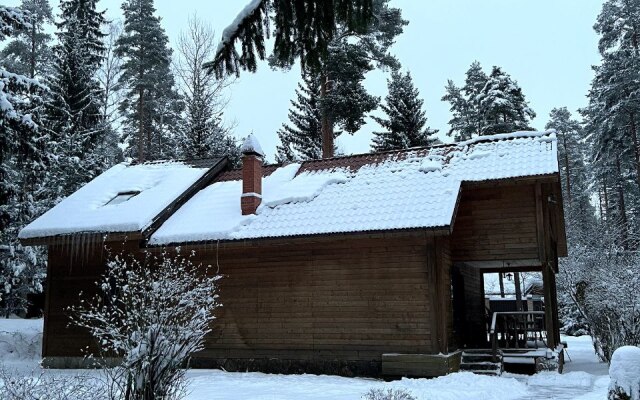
[0,318,609,399]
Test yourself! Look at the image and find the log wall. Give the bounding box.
[43,232,451,376]
[450,184,539,262]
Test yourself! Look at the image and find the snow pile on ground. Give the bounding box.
[186,370,528,400]
[19,161,209,239]
[609,346,640,399]
[0,319,612,400]
[0,318,42,362]
[398,372,528,400]
[152,130,558,244]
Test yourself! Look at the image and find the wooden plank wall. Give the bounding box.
[44,240,139,357]
[43,232,452,376]
[187,233,438,370]
[451,184,539,262]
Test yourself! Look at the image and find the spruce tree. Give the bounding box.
[45,0,108,196]
[372,70,437,151]
[276,74,338,161]
[0,5,48,317]
[0,0,54,79]
[116,0,182,162]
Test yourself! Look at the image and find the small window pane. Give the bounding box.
[105,191,139,206]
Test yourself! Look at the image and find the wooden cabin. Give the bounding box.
[20,130,567,377]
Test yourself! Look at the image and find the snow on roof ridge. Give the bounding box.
[455,130,556,147]
[241,133,265,157]
[296,130,556,166]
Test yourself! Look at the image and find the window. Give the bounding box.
[105,191,140,206]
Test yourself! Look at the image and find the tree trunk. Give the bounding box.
[602,176,609,221]
[138,89,145,163]
[562,132,572,205]
[30,23,36,79]
[614,155,628,247]
[320,73,333,159]
[598,186,604,222]
[499,273,505,298]
[629,113,640,189]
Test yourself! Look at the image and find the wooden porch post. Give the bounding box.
[514,272,523,311]
[536,183,558,349]
[429,238,449,354]
[541,264,557,349]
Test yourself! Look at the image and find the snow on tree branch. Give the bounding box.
[206,0,376,78]
[205,0,268,78]
[0,6,31,41]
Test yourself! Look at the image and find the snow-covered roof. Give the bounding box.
[19,161,212,239]
[149,130,559,245]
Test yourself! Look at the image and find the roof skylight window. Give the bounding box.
[105,191,140,206]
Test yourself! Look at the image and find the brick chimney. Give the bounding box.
[240,134,265,215]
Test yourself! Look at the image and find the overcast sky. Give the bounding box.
[6,0,605,161]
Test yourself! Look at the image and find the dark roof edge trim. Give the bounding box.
[140,157,229,240]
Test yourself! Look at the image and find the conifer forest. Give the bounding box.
[1,1,640,398]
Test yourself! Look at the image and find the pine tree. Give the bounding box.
[276,74,337,161]
[594,0,640,54]
[545,108,592,228]
[0,5,48,317]
[443,62,535,140]
[0,0,54,79]
[45,0,108,196]
[557,0,640,361]
[372,70,437,151]
[583,0,640,236]
[212,0,405,158]
[174,17,239,165]
[116,0,182,162]
[281,0,405,158]
[442,61,488,141]
[476,66,536,134]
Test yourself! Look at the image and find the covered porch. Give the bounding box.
[451,259,563,374]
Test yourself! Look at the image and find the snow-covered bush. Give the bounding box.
[609,346,640,400]
[70,250,220,400]
[559,221,640,362]
[0,366,104,400]
[362,388,416,400]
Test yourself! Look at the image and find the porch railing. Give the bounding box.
[489,311,546,362]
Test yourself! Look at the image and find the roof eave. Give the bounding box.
[144,226,452,249]
[19,231,144,247]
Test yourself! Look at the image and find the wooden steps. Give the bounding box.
[459,349,503,376]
